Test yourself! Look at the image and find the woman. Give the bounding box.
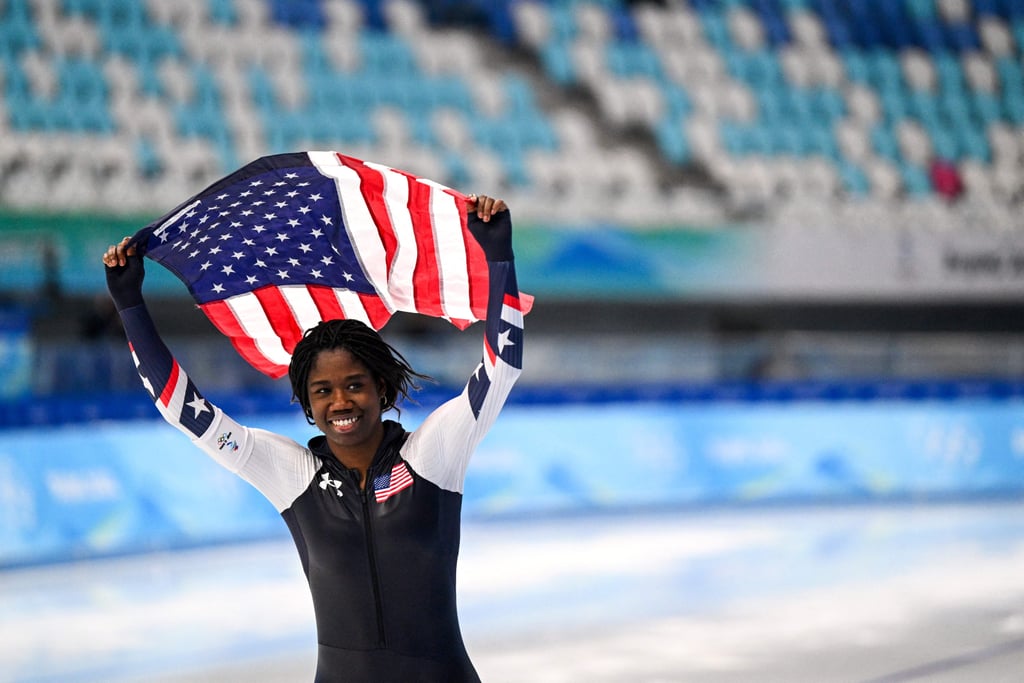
[102,195,524,682]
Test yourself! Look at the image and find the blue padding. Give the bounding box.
[6,379,1024,431]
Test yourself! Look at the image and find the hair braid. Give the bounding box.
[288,319,431,424]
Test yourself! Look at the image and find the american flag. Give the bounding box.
[132,151,494,378]
[374,461,414,503]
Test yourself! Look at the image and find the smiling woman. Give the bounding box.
[101,195,526,682]
[290,322,430,486]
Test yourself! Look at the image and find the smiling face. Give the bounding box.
[306,348,386,468]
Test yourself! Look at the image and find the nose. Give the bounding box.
[329,387,354,410]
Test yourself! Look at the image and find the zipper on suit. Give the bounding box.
[360,481,387,648]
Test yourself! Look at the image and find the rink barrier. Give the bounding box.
[2,377,1024,429]
[2,382,1024,567]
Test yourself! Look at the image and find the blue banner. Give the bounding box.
[2,399,1024,566]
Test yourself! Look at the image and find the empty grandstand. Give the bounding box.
[1,0,1023,420]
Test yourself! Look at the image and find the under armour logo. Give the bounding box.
[319,472,343,497]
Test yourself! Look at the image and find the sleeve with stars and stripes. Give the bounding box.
[399,249,525,495]
[116,303,320,513]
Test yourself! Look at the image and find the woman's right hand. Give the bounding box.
[103,236,146,310]
[102,236,137,268]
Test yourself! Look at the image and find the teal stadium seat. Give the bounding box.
[360,33,419,76]
[655,117,690,164]
[541,42,575,85]
[0,1,40,58]
[837,160,871,195]
[900,162,932,196]
[925,121,959,160]
[870,124,900,160]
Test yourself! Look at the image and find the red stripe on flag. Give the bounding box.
[452,189,490,322]
[358,292,393,329]
[401,171,445,318]
[504,292,534,313]
[253,286,304,354]
[201,300,286,378]
[336,153,399,272]
[159,359,180,407]
[307,284,346,320]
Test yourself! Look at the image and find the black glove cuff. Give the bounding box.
[105,256,146,311]
[468,209,514,262]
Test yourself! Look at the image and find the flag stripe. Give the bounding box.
[201,296,290,378]
[310,151,395,312]
[404,171,445,318]
[374,461,414,502]
[463,198,490,321]
[203,306,283,377]
[358,291,393,329]
[134,151,530,378]
[254,286,304,354]
[307,284,346,322]
[279,286,327,342]
[366,161,417,310]
[427,179,475,322]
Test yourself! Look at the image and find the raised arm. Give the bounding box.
[401,197,525,491]
[102,238,316,511]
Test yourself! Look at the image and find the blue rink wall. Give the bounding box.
[2,396,1024,567]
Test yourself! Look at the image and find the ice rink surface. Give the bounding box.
[3,501,1024,683]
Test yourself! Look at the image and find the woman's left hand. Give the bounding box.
[467,194,507,222]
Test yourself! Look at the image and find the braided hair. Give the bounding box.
[288,319,431,424]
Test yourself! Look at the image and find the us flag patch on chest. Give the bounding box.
[373,461,413,503]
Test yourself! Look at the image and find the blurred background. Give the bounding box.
[2,0,1024,681]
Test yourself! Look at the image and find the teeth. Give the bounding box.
[331,417,358,427]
